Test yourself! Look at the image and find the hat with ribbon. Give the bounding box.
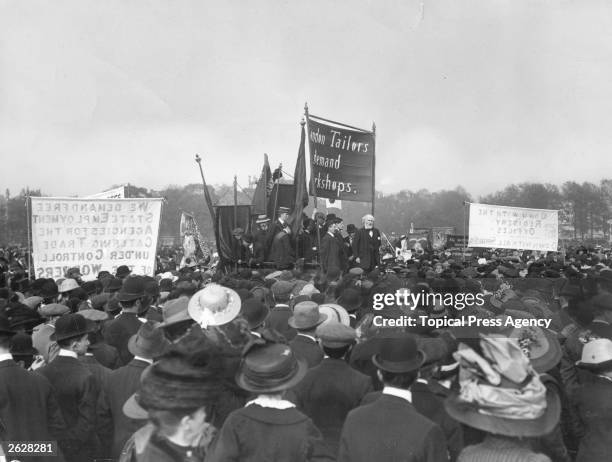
[117,276,145,302]
[188,284,241,328]
[255,214,271,224]
[240,298,270,330]
[372,333,425,373]
[288,301,327,330]
[236,341,307,393]
[444,334,560,437]
[128,321,170,359]
[576,338,612,371]
[505,323,562,373]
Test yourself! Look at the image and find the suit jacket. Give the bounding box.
[252,228,270,263]
[574,374,612,462]
[103,312,143,366]
[207,404,330,462]
[338,394,448,462]
[98,358,150,458]
[320,232,346,274]
[0,359,66,462]
[269,231,295,269]
[38,355,98,462]
[361,381,463,462]
[267,304,297,341]
[289,358,373,456]
[351,227,381,272]
[290,334,323,368]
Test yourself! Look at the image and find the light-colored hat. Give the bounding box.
[24,296,43,310]
[255,215,271,224]
[58,278,79,293]
[288,301,327,330]
[318,303,351,327]
[576,338,612,371]
[77,309,109,322]
[316,321,356,348]
[188,284,241,327]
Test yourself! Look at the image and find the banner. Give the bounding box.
[307,115,375,202]
[179,211,211,264]
[430,227,455,250]
[85,186,126,199]
[446,234,468,248]
[468,203,558,251]
[31,197,163,280]
[215,205,252,264]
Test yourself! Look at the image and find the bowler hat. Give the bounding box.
[50,313,95,342]
[10,332,37,355]
[288,301,327,330]
[372,334,425,373]
[236,342,307,393]
[117,276,145,302]
[90,293,110,311]
[240,298,270,329]
[128,321,169,359]
[336,288,362,313]
[159,297,192,328]
[104,277,123,293]
[116,265,131,279]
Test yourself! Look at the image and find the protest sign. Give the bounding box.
[31,197,163,280]
[85,185,126,199]
[468,203,558,251]
[307,115,375,202]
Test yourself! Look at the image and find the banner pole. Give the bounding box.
[26,193,32,279]
[463,201,468,262]
[371,122,376,216]
[305,102,320,266]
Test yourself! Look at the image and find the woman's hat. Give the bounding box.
[236,342,307,393]
[288,301,327,330]
[444,335,560,437]
[372,334,425,373]
[576,338,612,371]
[188,284,241,328]
[50,313,96,341]
[506,324,562,373]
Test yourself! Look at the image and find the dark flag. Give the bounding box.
[252,153,271,215]
[290,124,308,236]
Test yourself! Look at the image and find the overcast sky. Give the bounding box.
[2,0,612,199]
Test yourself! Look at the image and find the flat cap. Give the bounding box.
[271,280,296,298]
[316,320,356,348]
[39,303,70,317]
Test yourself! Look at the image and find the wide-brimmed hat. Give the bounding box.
[372,334,425,373]
[236,342,307,393]
[576,338,612,371]
[506,324,562,373]
[318,303,351,327]
[288,301,327,330]
[240,298,270,329]
[128,321,170,359]
[188,284,241,327]
[117,276,145,302]
[58,278,79,294]
[445,335,560,437]
[0,315,16,336]
[50,313,95,341]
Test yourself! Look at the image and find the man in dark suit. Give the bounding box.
[38,313,99,462]
[352,214,382,272]
[0,316,66,462]
[344,223,357,263]
[269,224,295,269]
[338,334,448,462]
[98,320,168,459]
[320,217,348,275]
[290,321,373,457]
[103,276,145,366]
[288,301,326,368]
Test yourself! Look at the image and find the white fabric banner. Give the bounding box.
[468,203,558,251]
[31,197,163,280]
[85,186,126,199]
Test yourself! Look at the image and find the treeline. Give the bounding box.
[1,179,611,247]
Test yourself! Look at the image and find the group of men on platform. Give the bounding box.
[230,208,383,273]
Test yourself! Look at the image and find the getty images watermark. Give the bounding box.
[371,291,553,329]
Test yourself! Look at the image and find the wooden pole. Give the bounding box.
[233,175,238,229]
[26,193,32,279]
[371,121,376,216]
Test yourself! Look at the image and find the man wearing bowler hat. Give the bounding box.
[338,334,448,462]
[103,275,146,366]
[288,301,327,368]
[98,320,169,459]
[290,321,373,458]
[38,313,99,462]
[0,315,66,461]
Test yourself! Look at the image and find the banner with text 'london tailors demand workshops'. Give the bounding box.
[468,203,558,251]
[31,197,163,280]
[307,115,375,202]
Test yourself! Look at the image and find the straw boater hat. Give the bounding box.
[317,303,351,327]
[255,214,270,224]
[445,335,560,437]
[188,284,241,327]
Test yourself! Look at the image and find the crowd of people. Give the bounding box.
[2,208,612,461]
